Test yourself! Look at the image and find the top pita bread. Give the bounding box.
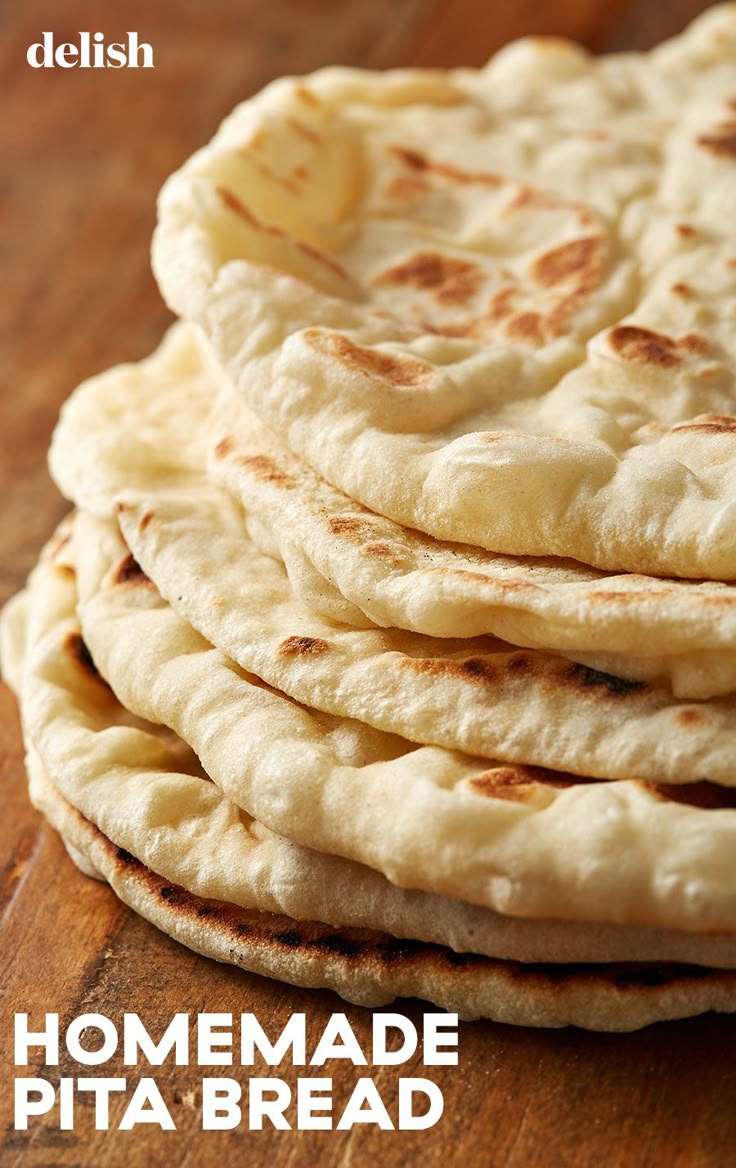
[153,4,736,579]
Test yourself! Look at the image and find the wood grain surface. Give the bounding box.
[1,2,733,1165]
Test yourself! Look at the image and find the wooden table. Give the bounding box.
[2,1,734,1164]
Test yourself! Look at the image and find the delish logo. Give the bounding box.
[27,32,154,69]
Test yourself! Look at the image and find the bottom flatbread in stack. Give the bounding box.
[5,517,736,1031]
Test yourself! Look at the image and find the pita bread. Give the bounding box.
[11,7,736,1033]
[29,758,736,1032]
[153,7,736,578]
[28,516,734,935]
[10,526,736,977]
[210,386,736,700]
[49,324,736,736]
[9,568,736,1033]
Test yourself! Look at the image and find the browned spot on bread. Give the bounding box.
[279,635,330,657]
[401,656,454,679]
[505,311,545,344]
[428,564,538,595]
[216,185,255,224]
[468,770,535,802]
[292,164,308,181]
[697,120,736,157]
[507,653,533,673]
[487,286,517,321]
[672,414,736,435]
[505,188,595,229]
[588,588,652,603]
[544,289,587,336]
[237,454,296,489]
[116,847,141,868]
[55,564,76,580]
[254,160,299,196]
[676,223,697,238]
[566,663,647,697]
[217,187,351,285]
[609,326,681,368]
[139,510,154,531]
[384,174,429,201]
[287,116,321,144]
[402,655,498,684]
[389,146,501,186]
[679,332,709,355]
[197,905,216,918]
[363,542,398,560]
[514,961,719,988]
[65,632,111,689]
[460,656,501,683]
[421,319,477,339]
[641,781,736,811]
[439,565,490,584]
[469,764,578,802]
[114,554,151,586]
[295,85,321,108]
[306,331,435,388]
[694,364,727,381]
[327,515,373,537]
[214,435,234,459]
[489,237,605,345]
[391,146,426,170]
[295,238,353,283]
[676,708,707,728]
[532,236,602,289]
[505,187,551,214]
[374,252,481,307]
[280,930,364,958]
[671,282,694,297]
[402,651,540,686]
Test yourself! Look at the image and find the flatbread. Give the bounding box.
[152,6,736,579]
[49,327,736,784]
[29,759,736,1032]
[49,516,736,935]
[210,386,736,700]
[11,561,736,1029]
[11,526,736,973]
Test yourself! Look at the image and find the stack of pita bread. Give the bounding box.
[5,5,736,1030]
